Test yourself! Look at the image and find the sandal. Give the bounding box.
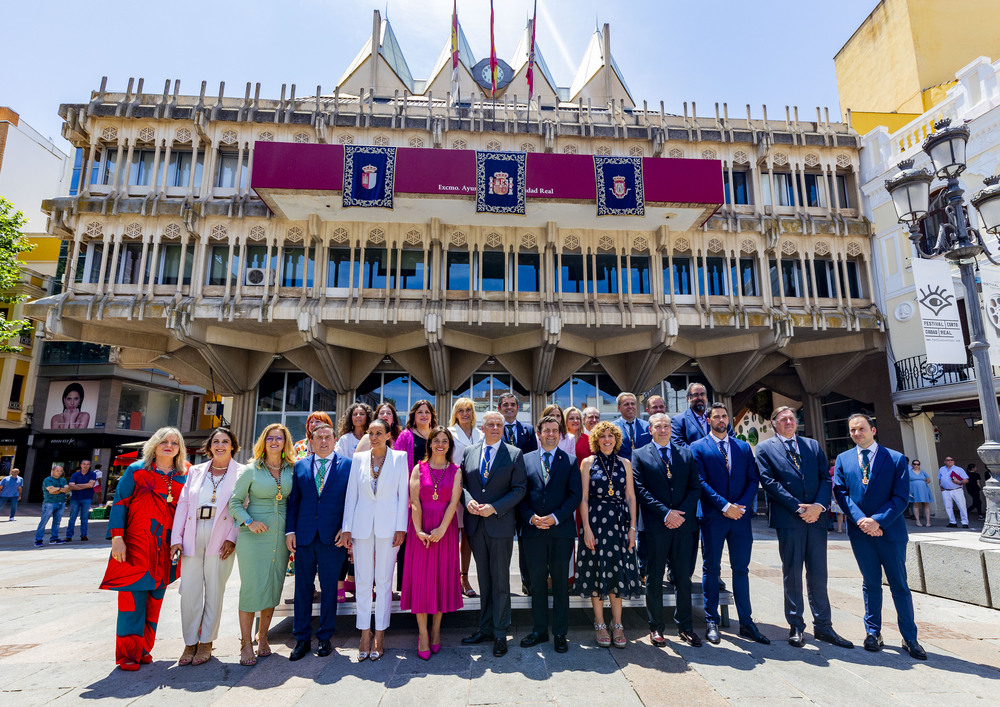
[370,632,384,661]
[338,588,347,603]
[358,630,371,661]
[256,634,272,658]
[192,642,212,665]
[178,644,197,666]
[595,622,611,647]
[239,638,257,666]
[612,623,627,649]
[461,572,478,598]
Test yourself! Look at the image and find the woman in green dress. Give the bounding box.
[228,423,294,666]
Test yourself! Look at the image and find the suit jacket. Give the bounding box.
[518,447,582,540]
[671,407,735,448]
[503,420,538,454]
[342,448,409,540]
[461,441,527,539]
[172,459,241,556]
[757,435,831,530]
[612,416,652,460]
[834,445,909,543]
[631,441,700,534]
[286,452,352,545]
[691,434,758,527]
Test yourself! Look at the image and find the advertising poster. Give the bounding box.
[45,380,100,430]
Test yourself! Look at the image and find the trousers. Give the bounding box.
[179,520,235,645]
[116,587,166,665]
[941,488,968,524]
[352,535,399,631]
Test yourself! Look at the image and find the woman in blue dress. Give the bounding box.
[909,460,932,527]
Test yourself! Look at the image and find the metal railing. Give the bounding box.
[894,353,1000,392]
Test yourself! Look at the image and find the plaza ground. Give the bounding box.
[0,506,997,706]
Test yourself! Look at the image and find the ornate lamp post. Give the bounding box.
[885,119,1000,542]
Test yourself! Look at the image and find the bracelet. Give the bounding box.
[629,526,637,531]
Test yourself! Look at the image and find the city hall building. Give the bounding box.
[25,11,890,482]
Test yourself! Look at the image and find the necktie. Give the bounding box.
[542,452,552,485]
[316,458,328,493]
[718,439,729,472]
[860,448,870,486]
[659,446,672,479]
[784,439,801,469]
[481,445,492,482]
[627,420,635,446]
[505,424,515,445]
[700,415,708,435]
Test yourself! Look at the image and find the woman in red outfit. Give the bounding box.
[101,427,188,671]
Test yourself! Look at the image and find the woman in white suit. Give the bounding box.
[169,428,242,666]
[340,419,409,661]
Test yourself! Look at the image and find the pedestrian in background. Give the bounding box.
[966,463,985,520]
[34,463,69,547]
[0,466,22,521]
[937,456,969,528]
[908,461,932,527]
[66,459,97,542]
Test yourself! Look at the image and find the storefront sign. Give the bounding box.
[911,258,966,364]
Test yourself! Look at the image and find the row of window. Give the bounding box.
[74,243,864,299]
[724,170,851,209]
[78,148,248,191]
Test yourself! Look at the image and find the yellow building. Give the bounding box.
[835,0,1000,135]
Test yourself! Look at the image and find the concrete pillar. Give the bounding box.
[229,392,257,464]
[802,394,826,447]
[336,392,354,423]
[530,392,548,425]
[436,392,453,423]
[908,412,943,516]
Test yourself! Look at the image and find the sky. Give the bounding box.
[1,0,881,154]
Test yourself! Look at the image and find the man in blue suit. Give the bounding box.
[498,392,537,454]
[612,392,651,461]
[834,413,926,659]
[285,423,351,661]
[517,415,582,654]
[671,383,736,448]
[691,403,768,645]
[757,406,853,649]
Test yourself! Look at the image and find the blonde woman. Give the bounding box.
[228,424,295,666]
[447,397,482,597]
[100,427,188,671]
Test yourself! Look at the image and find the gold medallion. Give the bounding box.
[276,492,283,501]
[432,491,439,501]
[861,478,868,486]
[167,493,174,503]
[608,487,615,497]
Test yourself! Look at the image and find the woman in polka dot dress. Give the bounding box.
[576,420,640,648]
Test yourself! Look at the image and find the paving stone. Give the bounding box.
[919,539,990,607]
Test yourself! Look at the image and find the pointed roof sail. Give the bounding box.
[337,11,415,95]
[510,22,558,99]
[569,25,633,107]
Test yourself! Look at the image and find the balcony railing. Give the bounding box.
[894,353,1000,392]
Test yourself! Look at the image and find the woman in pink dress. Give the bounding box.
[401,426,463,660]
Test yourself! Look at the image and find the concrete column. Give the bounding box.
[229,392,257,464]
[436,392,453,422]
[908,412,943,516]
[530,392,548,425]
[336,392,354,422]
[802,394,826,448]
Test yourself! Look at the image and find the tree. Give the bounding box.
[0,196,36,353]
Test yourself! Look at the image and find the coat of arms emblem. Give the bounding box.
[489,171,512,196]
[612,175,630,199]
[361,164,378,190]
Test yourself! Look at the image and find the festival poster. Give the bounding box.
[911,258,966,364]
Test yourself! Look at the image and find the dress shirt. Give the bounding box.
[312,453,336,477]
[709,432,735,513]
[938,465,968,489]
[855,442,879,473]
[653,441,674,523]
[775,433,824,511]
[537,447,560,525]
[480,440,501,476]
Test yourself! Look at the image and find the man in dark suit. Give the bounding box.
[691,403,768,645]
[757,406,853,649]
[518,415,582,654]
[498,392,537,454]
[632,413,702,647]
[834,413,925,659]
[611,392,651,461]
[461,410,528,657]
[671,383,736,448]
[285,423,352,660]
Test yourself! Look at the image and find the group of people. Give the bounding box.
[95,384,929,671]
[907,456,988,527]
[31,459,100,545]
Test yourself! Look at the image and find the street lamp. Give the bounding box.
[885,118,1000,543]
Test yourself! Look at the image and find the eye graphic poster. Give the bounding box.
[978,264,1000,367]
[911,258,966,364]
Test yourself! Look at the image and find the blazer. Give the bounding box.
[501,420,537,454]
[342,448,410,540]
[461,441,527,539]
[757,435,831,530]
[172,459,241,556]
[833,445,909,543]
[285,452,352,545]
[518,447,582,540]
[612,416,651,460]
[671,408,736,449]
[631,441,700,534]
[691,434,758,526]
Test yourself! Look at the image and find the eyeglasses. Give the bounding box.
[265,436,284,443]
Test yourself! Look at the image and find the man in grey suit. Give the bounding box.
[460,410,528,657]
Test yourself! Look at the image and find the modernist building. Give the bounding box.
[26,11,891,491]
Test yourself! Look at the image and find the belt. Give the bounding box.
[198,505,216,520]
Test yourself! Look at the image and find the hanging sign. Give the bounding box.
[911,258,966,364]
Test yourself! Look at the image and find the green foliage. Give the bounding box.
[0,196,37,353]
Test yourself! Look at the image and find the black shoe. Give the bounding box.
[678,629,702,647]
[81,536,88,541]
[739,622,770,644]
[649,630,666,647]
[49,538,64,544]
[902,639,927,660]
[521,583,530,595]
[493,637,507,657]
[788,627,805,648]
[705,621,720,644]
[947,523,957,528]
[962,524,969,529]
[520,632,549,648]
[554,635,568,653]
[64,537,72,542]
[719,579,727,591]
[34,540,42,547]
[462,631,494,645]
[815,629,854,649]
[316,640,333,657]
[289,640,311,661]
[863,633,883,652]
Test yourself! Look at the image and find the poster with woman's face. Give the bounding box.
[46,381,99,430]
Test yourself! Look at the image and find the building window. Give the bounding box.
[166,151,203,188]
[118,385,182,431]
[664,256,693,295]
[592,254,618,294]
[328,247,356,288]
[357,371,433,426]
[75,243,104,284]
[156,245,194,286]
[113,243,148,284]
[481,251,505,291]
[207,245,237,286]
[724,170,749,205]
[835,174,850,208]
[822,392,869,457]
[770,258,805,297]
[733,258,758,296]
[398,250,427,290]
[642,375,713,416]
[362,248,391,289]
[128,150,159,187]
[841,260,863,298]
[698,257,728,296]
[549,373,622,418]
[8,375,24,411]
[811,259,836,298]
[453,373,530,420]
[215,150,248,189]
[255,371,336,441]
[762,172,794,207]
[447,251,471,290]
[281,247,313,287]
[556,253,585,293]
[629,256,651,294]
[90,149,117,186]
[69,148,84,196]
[517,252,540,292]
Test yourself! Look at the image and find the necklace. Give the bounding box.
[594,453,616,497]
[370,452,386,493]
[265,461,283,501]
[429,462,448,501]
[155,465,177,503]
[208,466,227,503]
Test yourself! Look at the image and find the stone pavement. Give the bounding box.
[1,506,997,706]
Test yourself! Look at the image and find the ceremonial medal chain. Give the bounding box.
[371,452,386,493]
[266,462,284,500]
[156,466,177,503]
[208,466,227,504]
[429,464,448,501]
[595,454,616,497]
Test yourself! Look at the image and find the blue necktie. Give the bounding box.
[627,420,635,446]
[718,439,729,472]
[542,452,552,485]
[481,445,492,482]
[785,440,801,469]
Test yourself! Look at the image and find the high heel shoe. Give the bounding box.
[358,631,371,661]
[371,632,384,661]
[338,588,346,603]
[417,636,431,660]
[430,643,441,654]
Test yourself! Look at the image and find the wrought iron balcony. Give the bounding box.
[894,353,1000,391]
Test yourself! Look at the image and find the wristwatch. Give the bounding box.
[244,517,254,526]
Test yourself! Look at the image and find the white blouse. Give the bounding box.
[449,424,484,465]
